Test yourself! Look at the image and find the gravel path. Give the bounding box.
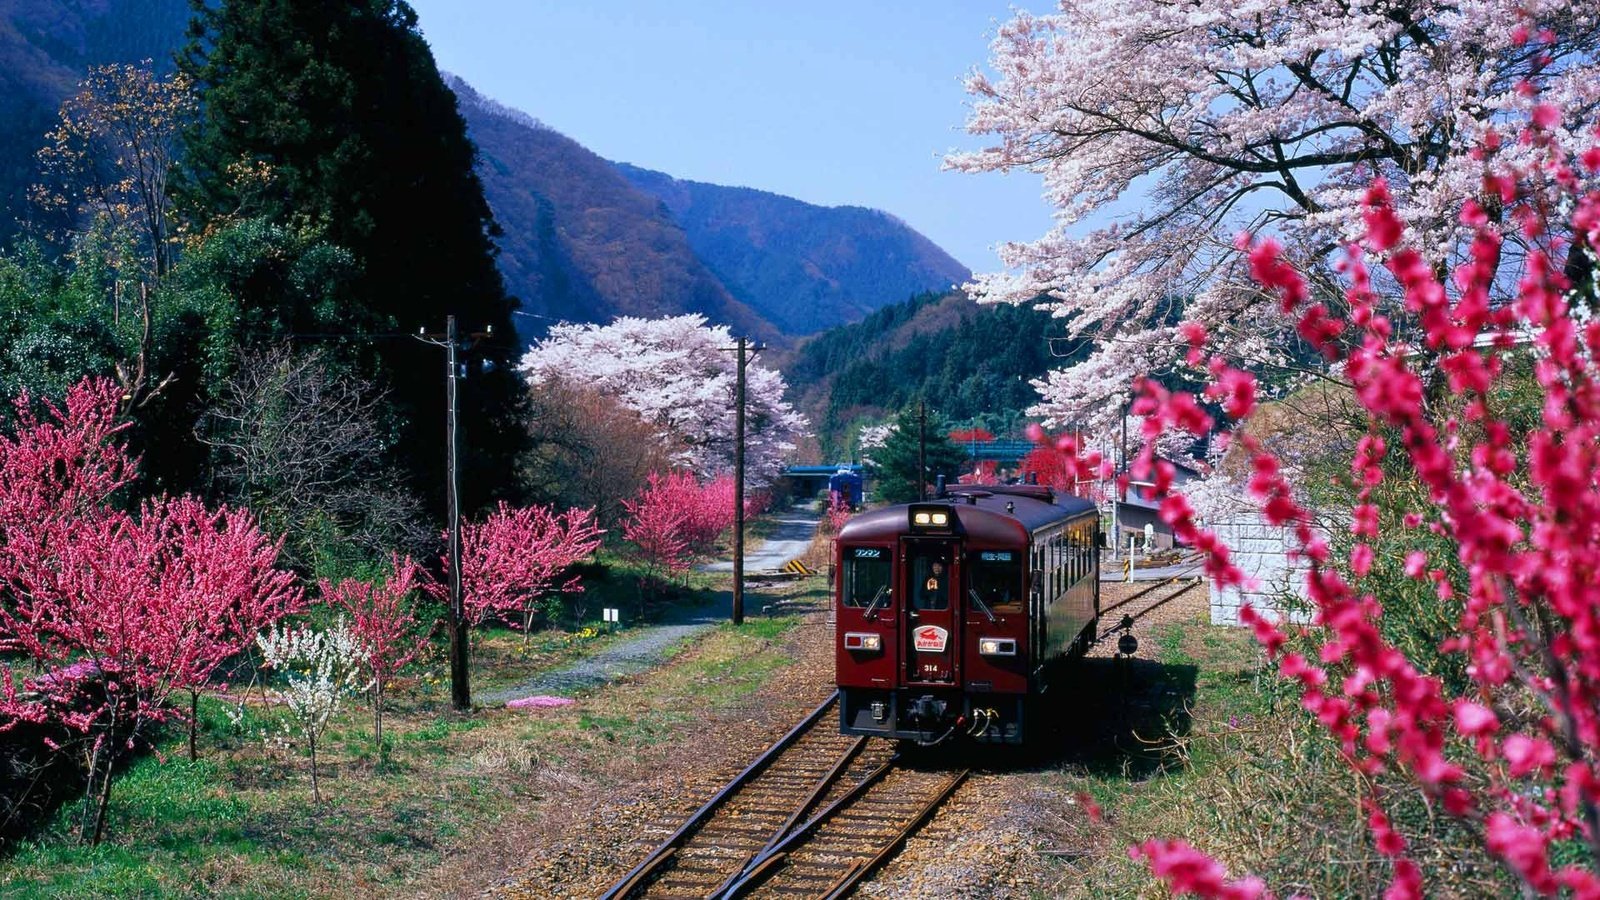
[478,617,718,705]
[700,511,820,573]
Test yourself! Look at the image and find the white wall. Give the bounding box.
[1207,513,1309,626]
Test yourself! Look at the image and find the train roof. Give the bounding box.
[837,489,1096,545]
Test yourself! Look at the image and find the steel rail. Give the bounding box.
[597,691,840,900]
[704,734,869,898]
[715,756,899,899]
[820,768,971,900]
[1098,565,1203,617]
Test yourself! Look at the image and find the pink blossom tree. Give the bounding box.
[621,472,696,597]
[1131,84,1600,897]
[438,502,604,632]
[322,555,427,748]
[823,494,853,536]
[685,474,739,556]
[951,2,1600,433]
[0,379,302,843]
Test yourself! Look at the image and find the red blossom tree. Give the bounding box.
[1131,85,1600,898]
[686,474,739,556]
[0,381,302,843]
[1019,423,1102,496]
[948,426,995,445]
[823,494,854,535]
[622,472,696,584]
[322,554,427,747]
[438,502,604,631]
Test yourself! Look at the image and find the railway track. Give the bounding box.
[600,692,967,900]
[1098,570,1203,648]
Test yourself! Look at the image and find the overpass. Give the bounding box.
[783,464,862,498]
[783,440,1033,494]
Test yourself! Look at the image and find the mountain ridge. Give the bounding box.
[0,2,972,345]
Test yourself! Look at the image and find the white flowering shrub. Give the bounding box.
[257,621,368,801]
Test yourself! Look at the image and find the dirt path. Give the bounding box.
[700,511,820,573]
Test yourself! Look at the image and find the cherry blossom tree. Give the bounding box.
[438,502,604,631]
[518,315,808,483]
[322,555,427,748]
[951,2,1600,432]
[1132,84,1600,897]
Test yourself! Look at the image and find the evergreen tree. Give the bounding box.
[868,404,967,504]
[175,0,524,512]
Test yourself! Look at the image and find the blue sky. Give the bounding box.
[405,0,1054,273]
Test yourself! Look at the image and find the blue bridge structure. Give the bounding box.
[783,441,1035,496]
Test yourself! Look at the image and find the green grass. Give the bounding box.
[0,564,812,898]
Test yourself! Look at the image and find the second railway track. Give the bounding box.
[601,692,968,900]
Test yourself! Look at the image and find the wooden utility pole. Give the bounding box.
[918,400,927,501]
[444,316,469,710]
[418,315,493,711]
[733,337,749,626]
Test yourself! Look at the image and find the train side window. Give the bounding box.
[1067,527,1077,583]
[841,547,891,607]
[968,550,1023,614]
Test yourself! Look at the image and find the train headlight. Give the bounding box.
[978,637,1017,656]
[909,506,953,531]
[844,632,883,652]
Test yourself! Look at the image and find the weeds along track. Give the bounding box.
[601,692,967,900]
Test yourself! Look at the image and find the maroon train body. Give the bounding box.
[833,484,1099,744]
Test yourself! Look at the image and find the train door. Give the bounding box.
[902,540,959,685]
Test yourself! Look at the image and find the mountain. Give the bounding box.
[0,0,191,240]
[451,79,968,344]
[0,2,969,345]
[615,164,969,336]
[777,290,1077,459]
[447,77,781,343]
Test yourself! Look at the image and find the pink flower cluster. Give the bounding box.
[621,470,754,574]
[439,501,604,628]
[1131,77,1600,898]
[505,695,574,710]
[0,380,303,743]
[1019,423,1105,497]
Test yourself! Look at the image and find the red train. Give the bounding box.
[833,484,1100,744]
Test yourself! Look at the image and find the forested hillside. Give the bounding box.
[449,78,779,343]
[0,2,967,346]
[616,164,969,335]
[0,0,191,241]
[779,291,1082,458]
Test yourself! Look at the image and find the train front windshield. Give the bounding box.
[968,550,1024,613]
[841,547,891,607]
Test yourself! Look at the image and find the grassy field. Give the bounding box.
[0,567,815,899]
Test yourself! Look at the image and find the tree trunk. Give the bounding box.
[309,734,321,803]
[78,738,104,845]
[188,689,199,762]
[372,677,384,752]
[89,748,115,846]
